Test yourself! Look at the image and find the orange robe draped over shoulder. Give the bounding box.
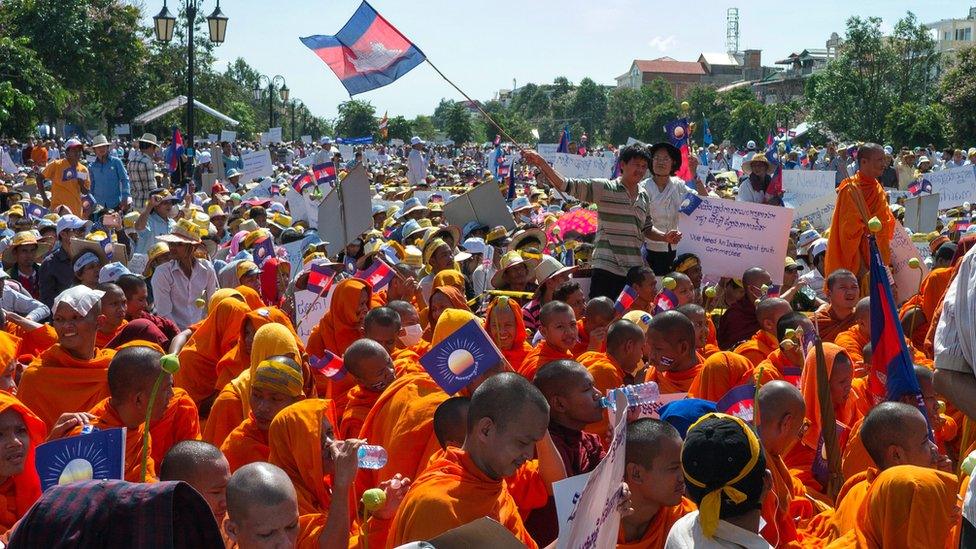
[73,397,155,482]
[18,345,116,430]
[268,399,340,516]
[519,341,574,381]
[220,414,269,472]
[175,298,251,405]
[813,305,856,344]
[733,330,778,367]
[803,468,877,543]
[0,393,44,534]
[94,320,127,350]
[340,385,380,440]
[148,387,200,464]
[825,172,896,279]
[647,362,703,395]
[744,348,803,388]
[687,351,752,402]
[577,350,630,444]
[617,498,696,549]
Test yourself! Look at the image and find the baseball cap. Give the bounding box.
[809,238,827,259]
[455,237,487,262]
[98,262,131,284]
[56,214,89,235]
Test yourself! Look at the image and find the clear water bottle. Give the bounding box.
[357,445,389,469]
[600,382,660,410]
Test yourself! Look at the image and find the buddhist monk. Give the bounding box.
[160,440,231,523]
[521,301,578,380]
[664,272,696,306]
[578,319,645,443]
[486,296,533,376]
[116,273,181,347]
[645,311,702,394]
[94,283,127,349]
[386,300,426,354]
[362,307,401,356]
[65,345,173,482]
[372,262,422,312]
[619,419,696,549]
[220,355,305,472]
[813,269,860,343]
[825,143,897,286]
[389,372,549,547]
[745,312,814,388]
[733,298,793,367]
[572,297,615,357]
[432,396,470,450]
[687,351,753,403]
[19,286,116,430]
[626,265,658,314]
[339,340,395,440]
[527,360,606,545]
[677,304,719,358]
[214,307,297,390]
[836,297,930,368]
[900,242,955,349]
[717,267,772,349]
[148,386,201,465]
[175,295,251,409]
[0,393,44,534]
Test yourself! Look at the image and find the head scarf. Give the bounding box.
[251,356,304,398]
[313,278,371,356]
[234,285,265,310]
[259,257,288,307]
[267,398,339,515]
[800,342,855,450]
[688,351,754,402]
[0,393,44,524]
[484,296,530,371]
[0,331,22,378]
[432,269,465,293]
[658,398,717,439]
[106,319,168,350]
[206,288,244,312]
[228,230,249,256]
[183,297,251,364]
[423,286,470,342]
[235,323,301,415]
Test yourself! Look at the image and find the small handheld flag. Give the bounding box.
[556,126,570,154]
[716,384,756,423]
[26,203,48,221]
[165,128,184,174]
[507,160,517,201]
[614,285,638,314]
[664,118,693,181]
[310,350,346,380]
[313,162,337,186]
[306,262,336,295]
[653,288,679,315]
[679,193,703,215]
[702,117,713,146]
[252,237,276,267]
[420,318,503,394]
[35,427,125,491]
[100,236,114,261]
[355,258,395,292]
[292,172,314,193]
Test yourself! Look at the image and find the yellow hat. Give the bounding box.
[622,310,653,333]
[7,205,24,218]
[123,211,140,229]
[236,260,261,280]
[252,356,305,398]
[403,245,423,269]
[147,242,170,263]
[243,229,272,249]
[208,205,227,218]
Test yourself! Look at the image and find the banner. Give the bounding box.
[920,165,976,209]
[220,130,237,142]
[336,136,373,144]
[113,124,130,136]
[793,193,836,231]
[207,133,218,143]
[676,195,793,284]
[318,164,372,257]
[782,170,836,208]
[549,152,615,179]
[301,135,313,144]
[264,127,283,144]
[890,221,930,304]
[241,149,273,181]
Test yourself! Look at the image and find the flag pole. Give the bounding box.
[425,60,521,146]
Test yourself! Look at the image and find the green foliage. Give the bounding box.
[411,115,437,141]
[0,37,66,136]
[335,100,378,138]
[443,102,473,144]
[940,46,976,145]
[884,103,949,149]
[726,100,768,147]
[386,116,412,142]
[571,78,608,139]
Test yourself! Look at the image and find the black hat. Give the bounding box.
[647,142,682,175]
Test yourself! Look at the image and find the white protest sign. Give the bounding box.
[677,195,794,285]
[294,289,331,344]
[389,138,404,146]
[553,473,591,540]
[890,221,929,304]
[1,151,16,174]
[265,127,283,144]
[782,170,836,208]
[794,193,836,231]
[537,143,559,157]
[241,149,273,180]
[284,187,315,226]
[128,253,148,276]
[113,124,130,136]
[921,166,976,209]
[364,150,381,165]
[281,234,322,280]
[559,391,627,549]
[240,177,275,200]
[887,190,911,204]
[731,153,745,172]
[207,133,218,143]
[220,130,237,142]
[301,135,312,144]
[549,152,614,179]
[297,155,315,167]
[318,165,372,257]
[337,144,354,159]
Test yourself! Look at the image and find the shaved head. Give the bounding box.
[858,143,884,160]
[861,402,931,468]
[757,381,805,421]
[626,418,681,468]
[343,339,389,378]
[160,440,225,482]
[743,267,771,288]
[363,306,400,331]
[647,310,695,346]
[584,297,616,321]
[467,372,549,435]
[757,298,792,325]
[433,396,470,449]
[107,346,163,400]
[607,319,645,352]
[826,269,857,290]
[540,301,574,325]
[225,462,296,522]
[533,359,589,399]
[855,297,871,319]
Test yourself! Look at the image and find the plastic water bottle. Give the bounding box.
[600,382,660,410]
[357,445,389,469]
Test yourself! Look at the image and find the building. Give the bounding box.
[615,57,707,98]
[925,7,976,57]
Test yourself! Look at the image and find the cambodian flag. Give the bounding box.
[716,384,756,423]
[306,262,336,295]
[292,172,313,193]
[653,288,679,315]
[764,144,783,196]
[355,258,394,292]
[310,350,346,380]
[165,127,184,173]
[313,162,337,186]
[665,118,693,181]
[614,285,638,314]
[299,2,426,96]
[556,126,570,154]
[908,177,932,196]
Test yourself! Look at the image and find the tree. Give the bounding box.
[335,100,377,138]
[443,102,473,144]
[606,88,639,144]
[411,115,437,141]
[570,78,608,140]
[386,115,412,142]
[633,78,679,144]
[0,37,66,136]
[726,100,768,148]
[432,99,455,130]
[884,103,949,149]
[940,46,976,145]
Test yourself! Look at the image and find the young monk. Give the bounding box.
[626,265,658,314]
[618,419,696,549]
[64,345,173,482]
[0,392,45,534]
[389,372,550,547]
[677,304,719,358]
[362,307,401,356]
[733,298,793,367]
[835,297,931,367]
[578,319,645,443]
[19,286,116,430]
[813,269,859,343]
[745,312,814,388]
[432,396,470,450]
[486,296,534,376]
[663,271,696,306]
[159,440,231,523]
[339,340,395,440]
[220,355,305,472]
[520,301,578,380]
[175,295,251,409]
[571,297,615,357]
[94,283,128,348]
[717,267,772,349]
[527,360,606,545]
[644,311,703,394]
[899,242,956,349]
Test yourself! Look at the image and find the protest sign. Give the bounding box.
[537,143,558,156]
[318,165,372,257]
[389,138,404,146]
[220,130,237,142]
[363,149,382,165]
[794,193,836,231]
[264,127,283,144]
[241,149,273,180]
[337,144,354,159]
[782,170,836,208]
[301,135,312,144]
[558,390,627,549]
[128,253,148,276]
[113,124,130,136]
[285,187,318,227]
[625,137,645,147]
[553,473,591,540]
[296,155,315,167]
[890,221,929,304]
[201,172,219,194]
[902,193,940,233]
[281,234,322,280]
[294,289,331,344]
[1,151,16,174]
[921,166,976,209]
[731,153,745,172]
[443,181,515,231]
[206,133,217,143]
[413,190,452,205]
[549,152,615,179]
[677,195,793,284]
[210,144,225,180]
[240,177,275,200]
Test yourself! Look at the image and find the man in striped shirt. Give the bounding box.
[522,145,681,300]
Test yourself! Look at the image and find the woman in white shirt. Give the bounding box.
[643,143,709,275]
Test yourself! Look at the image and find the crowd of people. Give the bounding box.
[0,126,973,548]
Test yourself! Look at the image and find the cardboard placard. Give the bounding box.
[793,193,836,231]
[318,165,372,257]
[220,130,237,143]
[890,221,930,304]
[548,152,615,179]
[423,517,524,549]
[443,182,516,232]
[782,170,836,208]
[921,165,976,209]
[70,238,128,266]
[901,193,940,233]
[241,149,273,181]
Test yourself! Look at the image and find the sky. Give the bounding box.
[135,0,964,122]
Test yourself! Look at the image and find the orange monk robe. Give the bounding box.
[14,324,57,359]
[687,352,752,402]
[307,279,371,419]
[73,397,156,482]
[803,468,877,544]
[0,393,44,535]
[268,399,342,516]
[706,314,718,347]
[813,305,857,344]
[505,458,549,518]
[520,341,574,381]
[94,320,127,349]
[340,385,380,440]
[577,351,632,445]
[175,298,251,405]
[391,347,426,377]
[148,387,200,464]
[571,319,600,357]
[617,498,697,549]
[220,414,269,473]
[647,361,703,395]
[234,285,265,310]
[733,330,779,368]
[485,297,533,375]
[700,343,721,359]
[213,307,301,391]
[388,447,538,549]
[294,513,391,549]
[18,345,116,431]
[760,449,821,548]
[201,385,242,448]
[824,172,896,281]
[898,264,952,353]
[743,348,803,388]
[834,324,931,370]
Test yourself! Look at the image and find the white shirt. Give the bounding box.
[151,259,218,330]
[935,244,976,375]
[643,176,694,252]
[665,511,772,549]
[0,280,49,322]
[736,179,772,204]
[472,263,495,296]
[407,148,427,186]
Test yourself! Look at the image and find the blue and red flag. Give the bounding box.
[664,118,693,181]
[292,172,314,193]
[507,160,517,201]
[306,262,336,295]
[908,177,932,196]
[165,128,184,173]
[355,258,395,292]
[716,384,756,423]
[313,162,337,186]
[252,236,276,267]
[653,288,679,315]
[614,285,638,314]
[299,1,426,96]
[310,350,346,380]
[782,366,803,389]
[556,126,570,154]
[765,143,783,196]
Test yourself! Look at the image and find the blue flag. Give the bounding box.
[702,116,713,146]
[420,318,503,394]
[556,126,570,153]
[35,427,125,491]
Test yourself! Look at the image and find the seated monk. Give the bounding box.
[645,311,703,395]
[571,297,615,357]
[94,283,128,349]
[214,307,298,391]
[19,286,116,430]
[836,297,931,368]
[716,267,772,350]
[362,307,401,356]
[755,380,823,546]
[116,273,180,348]
[618,419,696,549]
[160,440,231,524]
[220,355,305,472]
[578,319,645,444]
[813,269,860,343]
[385,300,427,375]
[899,242,955,350]
[0,393,45,535]
[148,388,201,465]
[687,351,753,403]
[744,312,815,388]
[389,372,549,547]
[663,272,697,307]
[733,298,793,367]
[485,296,533,376]
[521,301,578,380]
[338,340,395,440]
[371,262,422,311]
[65,344,174,482]
[823,465,958,548]
[677,304,719,358]
[806,402,941,544]
[205,323,303,448]
[626,265,658,314]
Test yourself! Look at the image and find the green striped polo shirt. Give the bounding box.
[565,177,652,276]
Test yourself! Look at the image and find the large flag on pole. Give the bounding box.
[300,1,426,96]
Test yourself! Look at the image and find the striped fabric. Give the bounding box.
[566,178,652,276]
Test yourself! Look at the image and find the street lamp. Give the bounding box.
[153,0,229,161]
[254,75,288,130]
[290,99,304,142]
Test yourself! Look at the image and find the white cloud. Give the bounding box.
[648,35,678,52]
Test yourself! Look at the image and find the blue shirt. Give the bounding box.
[89,155,131,208]
[134,212,174,256]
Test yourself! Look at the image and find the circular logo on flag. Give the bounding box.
[673,126,685,140]
[448,349,475,375]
